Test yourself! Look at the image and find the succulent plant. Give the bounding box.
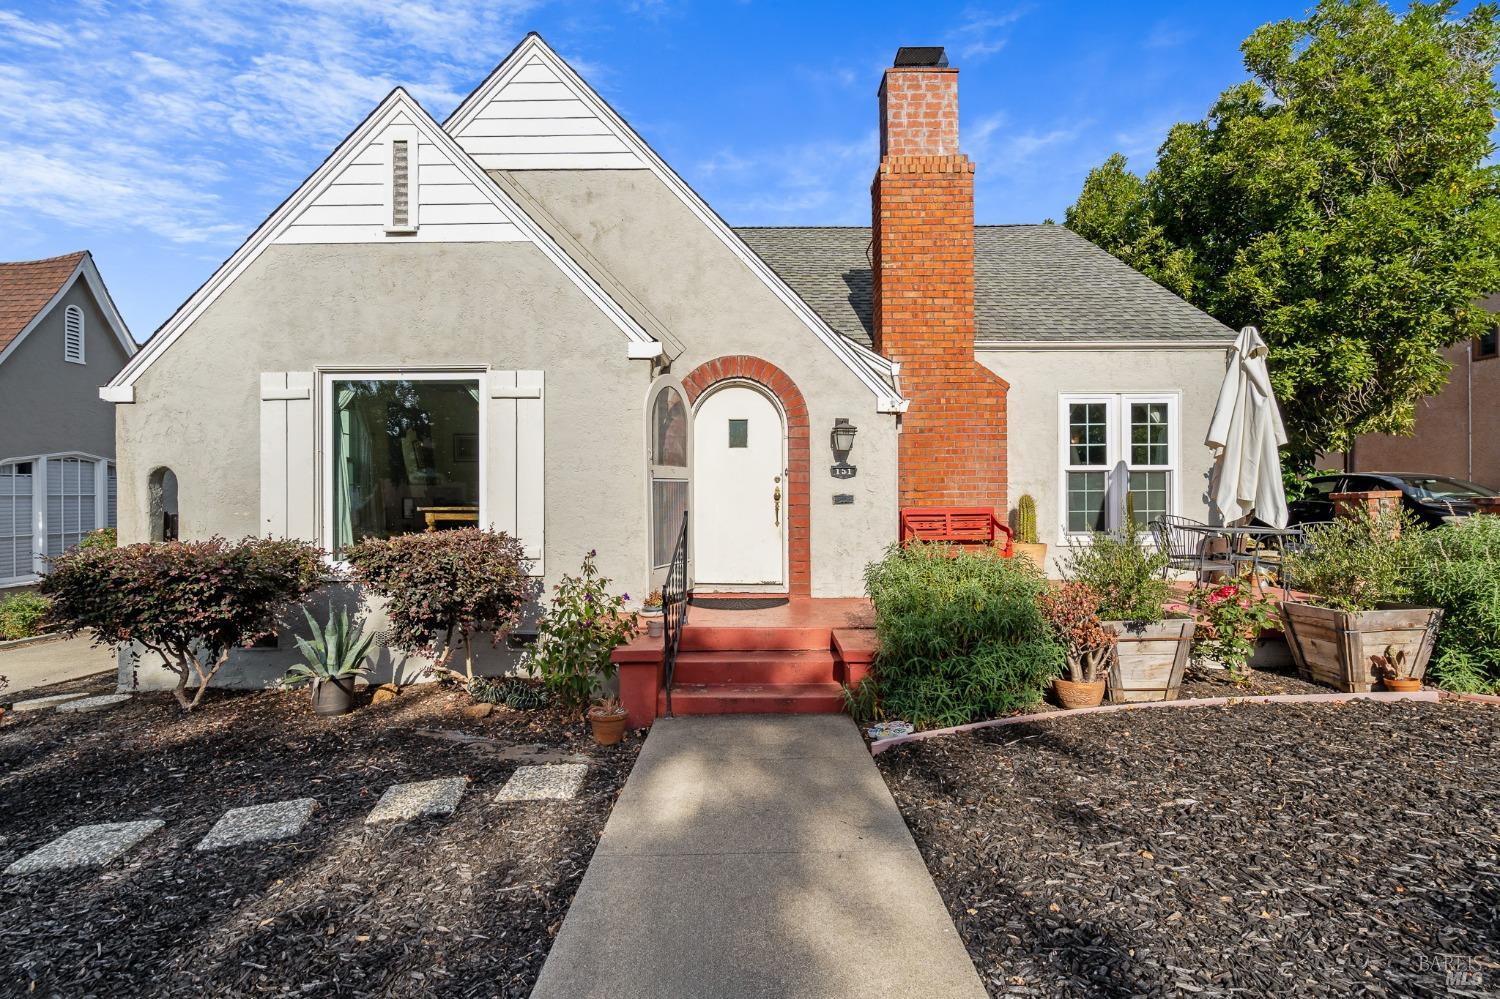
[1015,494,1039,545]
[283,607,375,687]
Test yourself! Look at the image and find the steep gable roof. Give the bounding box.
[734,225,1236,349]
[446,34,904,412]
[0,251,135,367]
[106,88,655,400]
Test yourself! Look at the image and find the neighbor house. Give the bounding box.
[1335,295,1500,488]
[1,251,136,587]
[104,38,1235,689]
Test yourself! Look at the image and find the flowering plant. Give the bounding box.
[1184,575,1278,681]
[533,551,637,716]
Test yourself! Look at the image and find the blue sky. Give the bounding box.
[2,1,1333,339]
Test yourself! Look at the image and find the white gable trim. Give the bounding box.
[0,255,136,371]
[105,88,654,398]
[446,35,906,413]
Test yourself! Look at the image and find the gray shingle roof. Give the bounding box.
[733,224,1235,347]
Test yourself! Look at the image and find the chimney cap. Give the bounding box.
[893,46,948,68]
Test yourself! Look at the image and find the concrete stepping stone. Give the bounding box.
[6,820,165,875]
[10,692,91,713]
[495,763,588,802]
[196,798,317,851]
[57,693,131,713]
[366,777,469,824]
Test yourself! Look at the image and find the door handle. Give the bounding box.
[773,476,782,526]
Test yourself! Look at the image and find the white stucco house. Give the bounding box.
[103,37,1234,690]
[1,251,136,588]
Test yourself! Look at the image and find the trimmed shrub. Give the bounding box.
[0,592,52,641]
[865,543,1065,729]
[1412,516,1500,693]
[344,528,537,682]
[1282,507,1424,612]
[1060,525,1171,623]
[533,550,636,716]
[80,528,117,551]
[42,537,325,710]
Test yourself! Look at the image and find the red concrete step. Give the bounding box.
[659,682,846,716]
[679,625,831,653]
[671,649,839,685]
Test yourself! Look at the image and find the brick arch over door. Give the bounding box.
[681,356,811,596]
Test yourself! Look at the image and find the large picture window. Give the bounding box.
[330,377,481,556]
[1060,394,1178,535]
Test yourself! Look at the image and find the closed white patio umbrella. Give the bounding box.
[1206,326,1289,528]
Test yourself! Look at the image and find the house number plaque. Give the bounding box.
[830,463,857,480]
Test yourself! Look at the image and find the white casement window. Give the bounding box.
[64,304,85,364]
[0,461,36,583]
[321,373,484,559]
[46,456,97,555]
[1059,393,1179,535]
[384,125,419,234]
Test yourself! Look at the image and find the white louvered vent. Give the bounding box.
[391,139,410,228]
[63,305,85,364]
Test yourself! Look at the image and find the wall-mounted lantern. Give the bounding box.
[830,418,857,479]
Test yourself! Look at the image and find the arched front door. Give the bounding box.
[692,383,786,589]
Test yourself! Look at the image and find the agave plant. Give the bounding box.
[283,607,375,687]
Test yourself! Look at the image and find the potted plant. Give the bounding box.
[640,589,664,615]
[1279,509,1441,693]
[1183,573,1279,683]
[1012,494,1048,568]
[1039,583,1116,708]
[1062,524,1192,702]
[587,695,629,745]
[282,607,376,716]
[1372,647,1422,692]
[533,550,638,716]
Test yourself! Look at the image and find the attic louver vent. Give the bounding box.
[392,139,410,227]
[63,304,85,364]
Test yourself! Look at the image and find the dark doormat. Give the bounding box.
[688,595,791,610]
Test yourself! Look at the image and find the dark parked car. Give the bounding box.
[1286,472,1499,529]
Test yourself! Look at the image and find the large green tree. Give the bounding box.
[1066,0,1500,466]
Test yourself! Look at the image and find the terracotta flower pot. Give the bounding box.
[588,710,628,745]
[1012,541,1048,569]
[1053,677,1106,709]
[1382,676,1422,693]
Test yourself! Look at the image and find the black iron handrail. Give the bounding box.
[661,510,690,717]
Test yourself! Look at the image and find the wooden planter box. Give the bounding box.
[1279,602,1442,693]
[1102,618,1195,702]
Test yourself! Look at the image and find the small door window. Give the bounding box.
[728,419,749,449]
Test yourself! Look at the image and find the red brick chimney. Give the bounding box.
[872,47,1008,512]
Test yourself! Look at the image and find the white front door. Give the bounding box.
[693,384,786,588]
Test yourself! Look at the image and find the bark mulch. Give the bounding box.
[878,698,1500,998]
[0,683,639,997]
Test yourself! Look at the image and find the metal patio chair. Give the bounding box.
[1149,515,1235,581]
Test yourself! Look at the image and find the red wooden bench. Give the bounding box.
[899,507,1014,558]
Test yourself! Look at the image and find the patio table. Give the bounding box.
[1185,524,1302,593]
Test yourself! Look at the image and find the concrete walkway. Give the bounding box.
[531,714,986,999]
[0,635,115,697]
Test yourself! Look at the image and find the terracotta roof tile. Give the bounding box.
[0,251,88,354]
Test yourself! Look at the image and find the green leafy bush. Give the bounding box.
[0,592,52,640]
[344,528,537,682]
[1059,525,1172,623]
[80,528,117,551]
[469,675,550,710]
[1282,508,1424,612]
[42,537,325,709]
[1183,575,1278,681]
[1411,516,1500,693]
[533,550,636,716]
[865,543,1064,729]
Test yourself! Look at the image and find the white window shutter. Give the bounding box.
[488,370,544,574]
[259,372,316,541]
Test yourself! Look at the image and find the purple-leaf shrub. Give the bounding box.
[342,528,537,682]
[42,536,326,710]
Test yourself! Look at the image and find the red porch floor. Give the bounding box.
[615,597,875,729]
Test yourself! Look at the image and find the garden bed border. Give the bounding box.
[865,689,1500,755]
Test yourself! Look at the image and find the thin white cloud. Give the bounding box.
[955,5,1032,61]
[0,0,546,245]
[692,132,877,224]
